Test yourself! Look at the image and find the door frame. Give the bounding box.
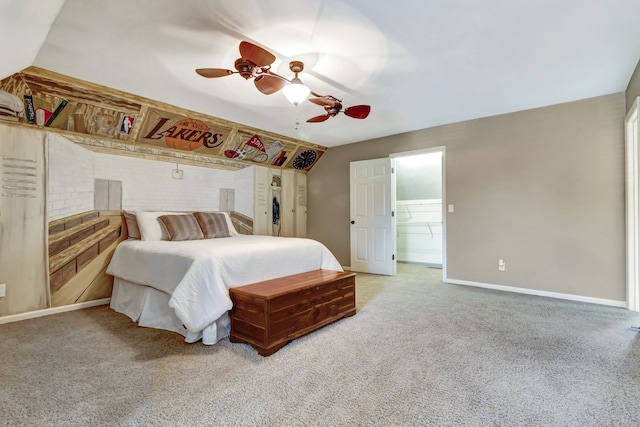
[390,146,446,277]
[626,97,639,312]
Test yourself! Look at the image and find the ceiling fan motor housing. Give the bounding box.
[234,58,255,79]
[289,61,304,74]
[326,103,342,116]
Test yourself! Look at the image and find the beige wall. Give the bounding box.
[626,59,640,112]
[308,93,626,302]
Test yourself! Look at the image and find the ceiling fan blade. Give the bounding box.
[239,41,276,67]
[254,74,287,95]
[195,68,235,78]
[309,96,338,108]
[344,105,371,119]
[307,114,331,123]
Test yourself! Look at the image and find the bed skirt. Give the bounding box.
[110,277,230,345]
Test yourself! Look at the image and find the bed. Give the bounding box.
[106,210,342,345]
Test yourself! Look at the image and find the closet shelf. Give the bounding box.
[396,220,442,237]
[396,221,441,226]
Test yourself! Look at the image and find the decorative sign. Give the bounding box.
[222,131,299,167]
[136,108,231,156]
[0,68,330,172]
[223,134,268,161]
[286,146,323,171]
[119,115,135,135]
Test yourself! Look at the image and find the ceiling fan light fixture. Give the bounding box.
[282,60,310,106]
[282,76,310,106]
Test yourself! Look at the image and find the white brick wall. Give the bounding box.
[48,133,95,220]
[94,153,235,212]
[234,165,255,217]
[48,135,241,220]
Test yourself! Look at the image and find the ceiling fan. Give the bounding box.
[306,95,371,123]
[195,41,287,95]
[196,41,371,121]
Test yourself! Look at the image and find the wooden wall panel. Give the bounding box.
[0,126,48,316]
[49,211,125,307]
[0,67,327,173]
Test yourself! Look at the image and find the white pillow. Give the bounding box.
[135,210,238,241]
[136,211,183,241]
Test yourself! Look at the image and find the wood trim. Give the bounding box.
[626,96,640,312]
[0,298,110,325]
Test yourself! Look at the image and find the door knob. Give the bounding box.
[350,220,355,224]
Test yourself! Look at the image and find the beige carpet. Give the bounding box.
[1,263,640,426]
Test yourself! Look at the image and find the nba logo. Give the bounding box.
[120,115,135,135]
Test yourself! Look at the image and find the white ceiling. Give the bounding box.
[2,0,640,147]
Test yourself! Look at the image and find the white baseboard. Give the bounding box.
[334,267,625,308]
[1,275,624,325]
[443,277,626,308]
[0,298,111,325]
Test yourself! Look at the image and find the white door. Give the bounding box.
[350,158,396,275]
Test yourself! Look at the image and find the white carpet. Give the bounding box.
[1,264,639,426]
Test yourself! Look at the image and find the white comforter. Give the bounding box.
[106,235,342,340]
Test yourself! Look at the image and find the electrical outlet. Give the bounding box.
[0,283,5,297]
[498,259,506,272]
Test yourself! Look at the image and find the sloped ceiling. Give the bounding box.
[1,0,640,147]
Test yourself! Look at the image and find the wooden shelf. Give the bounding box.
[0,66,327,172]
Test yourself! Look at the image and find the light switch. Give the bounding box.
[448,204,454,213]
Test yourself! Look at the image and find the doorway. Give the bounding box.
[348,147,446,276]
[391,147,446,273]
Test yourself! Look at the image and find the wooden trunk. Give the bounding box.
[229,270,356,356]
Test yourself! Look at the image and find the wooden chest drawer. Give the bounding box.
[229,270,356,356]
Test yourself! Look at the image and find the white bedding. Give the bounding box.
[106,235,342,344]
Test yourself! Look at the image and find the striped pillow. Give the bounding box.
[158,214,204,241]
[193,211,231,239]
[123,210,141,240]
